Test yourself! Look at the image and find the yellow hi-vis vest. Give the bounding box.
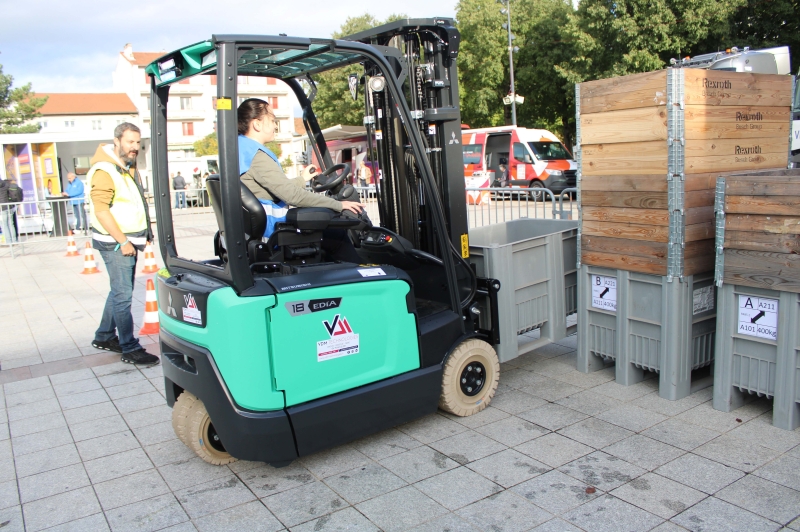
[87,161,147,235]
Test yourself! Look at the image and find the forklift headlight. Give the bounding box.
[202,50,217,68]
[369,76,386,93]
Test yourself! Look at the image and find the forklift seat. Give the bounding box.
[206,175,268,262]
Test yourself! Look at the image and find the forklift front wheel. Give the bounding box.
[173,391,237,465]
[439,339,499,416]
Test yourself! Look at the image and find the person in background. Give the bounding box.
[0,178,17,244]
[62,172,86,231]
[358,159,372,188]
[7,178,22,239]
[87,122,159,366]
[173,171,187,209]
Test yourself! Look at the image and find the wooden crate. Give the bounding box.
[716,170,800,293]
[577,68,792,277]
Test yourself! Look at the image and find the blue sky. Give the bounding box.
[0,1,456,94]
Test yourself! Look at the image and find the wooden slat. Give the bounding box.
[683,69,793,107]
[582,141,668,176]
[722,248,800,293]
[685,173,720,192]
[581,190,668,209]
[724,230,800,254]
[580,70,666,98]
[684,254,716,277]
[684,105,791,140]
[582,206,669,226]
[723,174,800,196]
[581,250,667,276]
[580,107,667,144]
[685,206,715,225]
[685,151,788,174]
[582,220,669,242]
[685,239,715,259]
[685,189,715,208]
[724,214,800,234]
[686,222,715,242]
[725,196,800,216]
[581,174,668,192]
[581,234,667,259]
[684,137,789,157]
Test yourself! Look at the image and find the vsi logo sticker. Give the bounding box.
[317,314,359,361]
[182,293,202,325]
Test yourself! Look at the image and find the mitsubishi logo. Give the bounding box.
[448,131,460,145]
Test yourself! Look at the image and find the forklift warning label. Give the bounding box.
[738,295,778,341]
[317,314,360,361]
[591,275,617,312]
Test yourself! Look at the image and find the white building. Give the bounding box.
[112,44,296,168]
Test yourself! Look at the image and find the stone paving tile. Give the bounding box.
[323,462,406,505]
[490,392,549,418]
[75,430,139,461]
[716,475,800,524]
[694,434,780,473]
[131,420,175,447]
[13,442,81,478]
[57,389,110,410]
[97,368,145,388]
[428,430,507,465]
[5,386,56,408]
[672,496,779,532]
[557,417,634,449]
[17,463,90,504]
[515,432,594,468]
[442,406,511,430]
[654,453,745,495]
[518,403,588,431]
[455,490,552,532]
[83,448,154,484]
[263,480,348,528]
[396,413,468,444]
[95,468,171,511]
[474,416,549,447]
[43,513,111,531]
[753,454,800,491]
[112,391,165,414]
[61,401,119,425]
[415,466,502,510]
[501,368,548,390]
[356,486,448,532]
[636,388,712,417]
[52,378,102,397]
[290,507,380,531]
[158,456,233,492]
[525,358,576,378]
[48,368,95,385]
[466,448,551,488]
[403,512,478,532]
[611,473,707,519]
[21,485,101,532]
[299,445,370,479]
[728,413,800,453]
[511,469,600,515]
[3,376,51,395]
[530,517,584,532]
[674,402,761,434]
[69,414,128,442]
[603,435,685,471]
[597,404,668,433]
[558,451,646,492]
[0,479,19,510]
[12,426,73,457]
[9,411,66,438]
[6,398,61,422]
[105,380,157,401]
[193,500,284,532]
[592,380,657,402]
[641,418,721,451]
[237,461,315,498]
[0,505,24,532]
[175,475,257,520]
[121,404,173,430]
[352,428,423,461]
[379,446,460,484]
[563,494,664,532]
[104,493,189,532]
[520,379,583,402]
[552,368,616,390]
[144,439,197,468]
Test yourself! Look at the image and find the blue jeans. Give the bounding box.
[0,206,17,243]
[72,203,86,231]
[95,248,142,354]
[174,191,186,209]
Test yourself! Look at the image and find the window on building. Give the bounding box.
[269,97,279,109]
[92,120,102,130]
[65,120,75,128]
[210,75,217,85]
[267,77,276,85]
[275,120,281,133]
[146,96,151,111]
[179,78,190,85]
[182,122,194,136]
[240,76,249,85]
[38,121,48,128]
[180,97,192,110]
[238,97,247,107]
[211,97,217,110]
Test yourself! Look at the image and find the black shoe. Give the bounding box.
[92,337,122,353]
[121,348,160,367]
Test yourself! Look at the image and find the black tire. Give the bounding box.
[439,339,500,416]
[528,180,545,201]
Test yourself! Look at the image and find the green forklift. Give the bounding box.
[148,19,502,465]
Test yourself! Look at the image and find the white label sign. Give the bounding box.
[738,295,778,341]
[693,286,715,315]
[358,267,386,278]
[591,275,617,312]
[317,333,360,361]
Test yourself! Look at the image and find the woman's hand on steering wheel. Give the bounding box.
[301,165,318,182]
[312,163,351,192]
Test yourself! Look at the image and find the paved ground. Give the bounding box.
[0,213,799,531]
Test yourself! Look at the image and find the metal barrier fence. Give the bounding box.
[0,198,90,258]
[465,187,577,227]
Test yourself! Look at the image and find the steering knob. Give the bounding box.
[312,163,351,192]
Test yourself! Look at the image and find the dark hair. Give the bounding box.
[114,122,141,139]
[237,98,271,135]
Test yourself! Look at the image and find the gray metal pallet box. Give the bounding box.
[713,284,800,430]
[469,219,579,362]
[577,265,716,400]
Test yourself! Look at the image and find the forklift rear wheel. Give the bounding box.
[173,392,237,465]
[439,339,499,416]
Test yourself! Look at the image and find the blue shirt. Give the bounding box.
[64,178,85,205]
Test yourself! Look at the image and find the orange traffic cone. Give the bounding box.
[65,231,79,257]
[81,242,100,274]
[141,242,159,274]
[139,278,160,335]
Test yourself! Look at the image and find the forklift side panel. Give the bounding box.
[269,280,420,406]
[160,330,298,463]
[158,281,285,411]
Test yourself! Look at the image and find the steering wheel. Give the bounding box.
[312,163,350,192]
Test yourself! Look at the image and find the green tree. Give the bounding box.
[193,132,218,156]
[0,64,47,134]
[313,13,407,128]
[723,0,799,73]
[265,141,282,159]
